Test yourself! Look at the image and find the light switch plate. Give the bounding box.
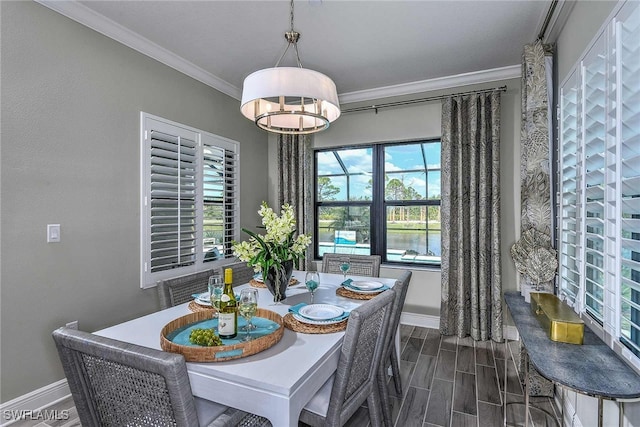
[47,224,61,243]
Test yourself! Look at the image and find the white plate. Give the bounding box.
[350,280,384,290]
[293,313,347,325]
[342,286,384,294]
[195,293,212,306]
[298,304,343,320]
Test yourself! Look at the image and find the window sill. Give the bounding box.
[381,263,441,272]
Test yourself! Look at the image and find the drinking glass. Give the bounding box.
[305,271,320,304]
[208,275,224,318]
[339,261,351,281]
[239,288,258,341]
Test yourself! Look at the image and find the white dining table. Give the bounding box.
[94,271,397,427]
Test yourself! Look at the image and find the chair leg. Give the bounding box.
[377,370,393,427]
[368,386,385,427]
[390,350,402,395]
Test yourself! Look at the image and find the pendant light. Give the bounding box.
[240,0,340,135]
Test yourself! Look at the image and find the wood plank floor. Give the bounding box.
[8,325,560,427]
[341,325,560,427]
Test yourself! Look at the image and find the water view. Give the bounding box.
[319,230,441,265]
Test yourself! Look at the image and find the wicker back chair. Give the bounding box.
[157,269,214,310]
[299,290,395,427]
[321,254,381,277]
[378,270,412,425]
[215,260,255,287]
[52,327,250,427]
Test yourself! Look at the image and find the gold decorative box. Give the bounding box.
[530,292,584,345]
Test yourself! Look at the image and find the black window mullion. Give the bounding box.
[372,145,386,261]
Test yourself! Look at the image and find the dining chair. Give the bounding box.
[215,260,255,287]
[299,289,395,427]
[321,254,382,277]
[377,270,412,426]
[52,327,256,427]
[157,269,214,310]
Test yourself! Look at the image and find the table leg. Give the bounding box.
[598,397,603,427]
[619,401,624,427]
[504,339,508,427]
[560,385,565,427]
[524,351,530,427]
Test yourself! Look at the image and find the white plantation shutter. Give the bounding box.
[558,0,640,361]
[559,71,581,304]
[141,114,239,288]
[149,130,197,272]
[618,2,640,357]
[202,134,239,260]
[582,35,607,323]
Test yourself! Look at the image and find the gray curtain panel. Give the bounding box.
[439,91,503,342]
[277,134,314,271]
[519,39,555,397]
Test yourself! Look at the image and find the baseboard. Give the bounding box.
[400,312,440,329]
[400,311,520,341]
[0,380,70,427]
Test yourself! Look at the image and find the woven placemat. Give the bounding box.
[250,278,299,288]
[336,286,385,300]
[283,313,347,334]
[188,301,216,313]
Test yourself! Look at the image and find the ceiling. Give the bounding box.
[41,0,552,103]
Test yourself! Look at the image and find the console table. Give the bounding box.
[503,291,640,427]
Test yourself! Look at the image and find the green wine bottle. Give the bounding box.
[218,268,237,339]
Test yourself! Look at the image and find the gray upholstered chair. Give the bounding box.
[157,269,214,310]
[321,254,381,277]
[215,260,255,287]
[52,327,254,427]
[378,270,412,425]
[299,289,395,427]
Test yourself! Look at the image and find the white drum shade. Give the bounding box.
[240,67,341,135]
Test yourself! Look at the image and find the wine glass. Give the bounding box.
[208,275,224,318]
[305,271,320,304]
[339,260,351,281]
[238,288,258,342]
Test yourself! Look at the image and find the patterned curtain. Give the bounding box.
[518,39,555,397]
[277,134,314,271]
[439,91,503,342]
[520,39,554,292]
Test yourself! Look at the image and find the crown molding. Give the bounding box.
[35,0,241,100]
[338,65,521,104]
[540,0,577,44]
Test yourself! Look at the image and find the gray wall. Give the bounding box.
[268,80,523,317]
[0,1,268,402]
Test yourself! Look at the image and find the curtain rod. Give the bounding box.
[341,85,508,114]
[538,0,559,40]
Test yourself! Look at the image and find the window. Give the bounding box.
[315,140,441,266]
[558,1,639,362]
[140,113,239,288]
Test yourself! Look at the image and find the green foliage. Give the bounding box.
[317,176,340,201]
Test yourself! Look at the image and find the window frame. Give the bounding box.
[314,139,441,267]
[139,112,239,289]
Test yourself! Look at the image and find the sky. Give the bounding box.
[317,142,441,200]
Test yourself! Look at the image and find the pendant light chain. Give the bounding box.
[290,0,294,33]
[275,0,303,68]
